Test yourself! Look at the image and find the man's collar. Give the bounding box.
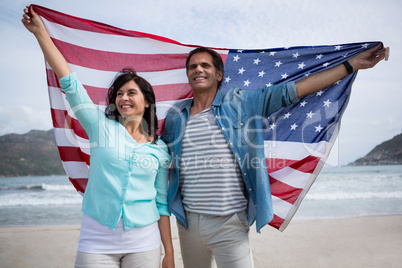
[211,90,223,107]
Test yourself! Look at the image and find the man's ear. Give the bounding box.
[217,70,224,82]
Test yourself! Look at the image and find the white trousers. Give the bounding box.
[178,211,254,268]
[74,246,161,268]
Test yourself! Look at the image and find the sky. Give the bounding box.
[1,0,401,166]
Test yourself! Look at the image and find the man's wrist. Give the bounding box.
[343,60,354,74]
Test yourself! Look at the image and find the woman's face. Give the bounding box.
[115,80,149,120]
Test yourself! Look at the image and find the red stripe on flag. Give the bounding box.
[269,175,303,205]
[289,155,321,174]
[266,155,320,174]
[53,109,166,137]
[79,85,108,106]
[266,158,300,173]
[46,69,60,88]
[156,119,166,136]
[269,214,285,229]
[153,84,193,103]
[51,109,88,139]
[52,39,190,72]
[69,177,88,194]
[82,84,193,105]
[59,146,90,165]
[47,77,193,105]
[220,54,228,65]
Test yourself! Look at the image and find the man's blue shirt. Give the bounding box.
[162,82,299,232]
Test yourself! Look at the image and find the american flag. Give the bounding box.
[33,5,380,231]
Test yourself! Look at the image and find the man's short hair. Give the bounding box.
[185,47,225,89]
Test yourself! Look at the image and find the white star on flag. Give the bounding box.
[323,100,331,107]
[298,62,306,69]
[306,111,315,118]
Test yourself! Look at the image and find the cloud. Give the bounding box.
[0,106,52,136]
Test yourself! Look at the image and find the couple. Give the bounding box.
[22,6,385,268]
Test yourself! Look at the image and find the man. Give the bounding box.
[162,45,385,268]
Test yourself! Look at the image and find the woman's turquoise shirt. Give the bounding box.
[60,72,171,230]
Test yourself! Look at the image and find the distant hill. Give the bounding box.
[0,129,65,177]
[349,133,402,166]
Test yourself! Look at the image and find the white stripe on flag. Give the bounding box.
[269,167,312,189]
[264,140,328,160]
[48,86,65,110]
[49,85,186,122]
[156,99,190,120]
[43,17,196,54]
[54,128,91,154]
[62,161,89,179]
[49,86,70,110]
[66,64,189,88]
[271,195,292,219]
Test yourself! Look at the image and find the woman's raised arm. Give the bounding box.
[22,6,71,79]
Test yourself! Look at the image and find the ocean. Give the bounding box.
[0,165,401,227]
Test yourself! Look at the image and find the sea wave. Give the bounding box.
[13,184,76,191]
[0,196,82,206]
[41,184,76,191]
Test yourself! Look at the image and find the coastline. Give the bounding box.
[1,215,401,268]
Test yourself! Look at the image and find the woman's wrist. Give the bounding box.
[33,26,48,39]
[164,246,174,256]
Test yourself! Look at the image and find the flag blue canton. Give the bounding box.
[220,42,379,143]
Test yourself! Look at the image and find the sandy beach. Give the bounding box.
[1,215,401,268]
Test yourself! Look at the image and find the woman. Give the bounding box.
[22,6,174,268]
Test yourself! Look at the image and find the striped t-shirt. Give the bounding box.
[179,107,247,215]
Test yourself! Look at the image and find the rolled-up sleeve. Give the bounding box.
[239,81,300,117]
[287,81,299,104]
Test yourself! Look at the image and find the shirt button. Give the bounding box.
[249,188,252,192]
[222,127,225,130]
[240,122,244,126]
[244,173,247,176]
[230,143,233,146]
[215,115,218,119]
[238,157,241,161]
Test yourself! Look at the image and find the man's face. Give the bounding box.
[187,52,223,93]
